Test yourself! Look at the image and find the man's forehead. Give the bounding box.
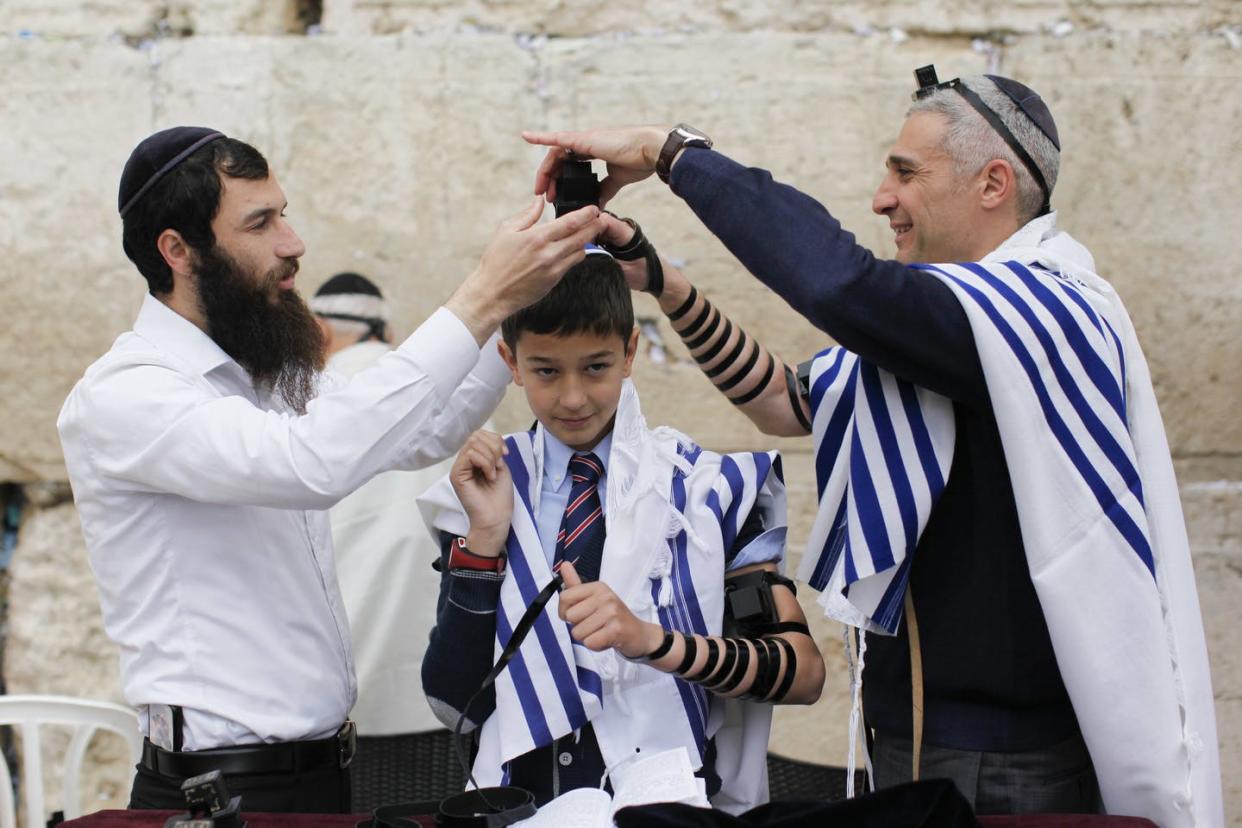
[218,174,285,217]
[889,112,951,164]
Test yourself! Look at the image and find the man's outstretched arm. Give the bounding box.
[529,129,987,408]
[598,212,811,438]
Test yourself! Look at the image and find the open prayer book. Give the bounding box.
[514,746,711,827]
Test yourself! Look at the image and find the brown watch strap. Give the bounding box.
[656,124,711,183]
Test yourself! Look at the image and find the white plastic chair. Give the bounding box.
[0,695,141,828]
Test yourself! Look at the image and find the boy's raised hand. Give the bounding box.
[558,561,664,659]
[449,430,513,557]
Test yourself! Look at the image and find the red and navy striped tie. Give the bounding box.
[553,452,605,582]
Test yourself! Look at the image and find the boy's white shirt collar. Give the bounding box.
[542,429,613,491]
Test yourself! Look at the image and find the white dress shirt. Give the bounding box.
[58,295,509,750]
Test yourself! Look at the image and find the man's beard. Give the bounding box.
[194,245,324,414]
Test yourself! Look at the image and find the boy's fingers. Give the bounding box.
[467,450,495,482]
[557,585,587,620]
[560,560,583,588]
[563,591,605,625]
[569,612,608,644]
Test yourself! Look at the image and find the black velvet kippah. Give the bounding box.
[118,126,226,217]
[314,272,384,299]
[985,75,1060,151]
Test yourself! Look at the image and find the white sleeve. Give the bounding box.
[65,308,500,510]
[388,331,510,472]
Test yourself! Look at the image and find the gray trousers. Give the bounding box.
[871,731,1102,815]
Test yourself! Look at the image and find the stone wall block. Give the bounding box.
[276,34,548,331]
[0,40,152,481]
[320,0,1232,37]
[1,1,309,38]
[4,503,128,815]
[1193,549,1241,825]
[1004,33,1242,458]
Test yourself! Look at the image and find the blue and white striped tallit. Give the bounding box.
[796,214,1222,827]
[797,346,955,635]
[419,380,786,813]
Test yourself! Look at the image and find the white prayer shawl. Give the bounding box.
[796,214,1222,827]
[418,380,786,814]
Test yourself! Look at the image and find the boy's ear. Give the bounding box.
[622,327,640,377]
[498,339,524,386]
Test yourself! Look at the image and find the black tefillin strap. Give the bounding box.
[785,364,813,434]
[672,632,800,702]
[447,574,563,822]
[316,311,387,344]
[601,215,665,297]
[913,65,1052,216]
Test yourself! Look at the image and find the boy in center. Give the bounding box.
[420,239,825,811]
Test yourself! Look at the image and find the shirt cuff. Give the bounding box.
[726,526,787,573]
[473,332,513,389]
[397,307,484,401]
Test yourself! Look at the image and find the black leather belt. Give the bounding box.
[142,720,356,778]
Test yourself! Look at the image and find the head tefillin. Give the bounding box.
[553,155,600,218]
[912,64,1059,216]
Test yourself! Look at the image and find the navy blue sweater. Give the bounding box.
[668,148,1079,752]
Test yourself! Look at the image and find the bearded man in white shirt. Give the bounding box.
[57,126,603,814]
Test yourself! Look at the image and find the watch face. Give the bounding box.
[675,124,715,147]
[674,124,710,144]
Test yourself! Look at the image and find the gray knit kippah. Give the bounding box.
[985,75,1060,151]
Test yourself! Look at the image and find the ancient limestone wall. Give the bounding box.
[1,0,1239,821]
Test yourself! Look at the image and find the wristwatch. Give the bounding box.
[656,123,713,183]
[448,536,506,574]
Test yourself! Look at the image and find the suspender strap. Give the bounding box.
[171,705,185,752]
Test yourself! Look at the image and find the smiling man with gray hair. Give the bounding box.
[524,66,1222,825]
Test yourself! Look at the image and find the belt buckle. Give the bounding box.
[337,719,356,769]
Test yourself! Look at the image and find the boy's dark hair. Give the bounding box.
[121,138,269,295]
[501,253,634,353]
